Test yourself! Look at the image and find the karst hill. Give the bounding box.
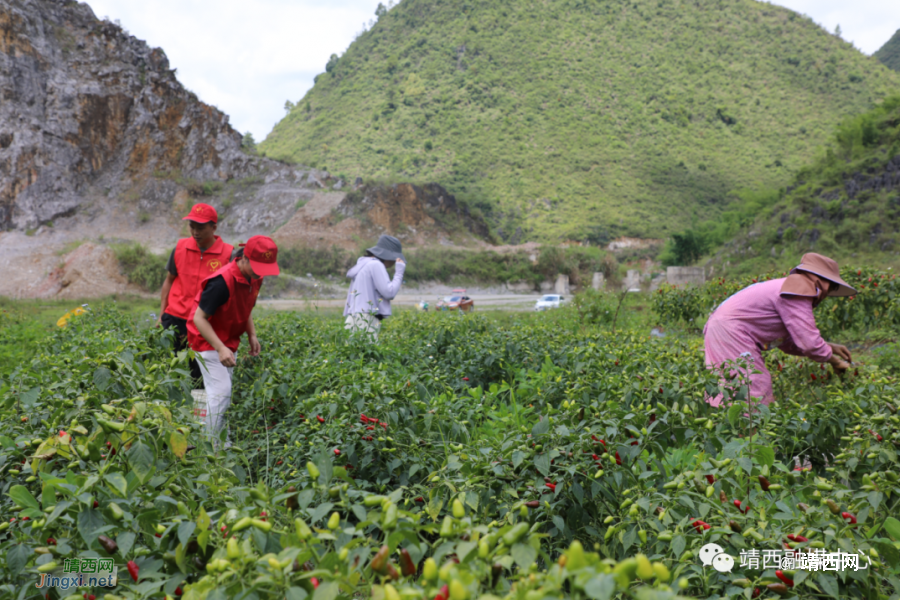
[262,0,899,244]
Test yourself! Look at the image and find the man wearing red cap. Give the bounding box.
[187,235,280,446]
[157,203,234,385]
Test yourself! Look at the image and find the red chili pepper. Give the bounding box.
[658,387,663,393]
[733,499,749,513]
[786,534,808,543]
[546,483,556,491]
[366,426,375,430]
[399,548,416,576]
[311,577,319,589]
[22,517,29,521]
[630,440,639,446]
[463,377,469,381]
[380,422,388,429]
[869,429,883,441]
[615,451,622,465]
[435,584,449,600]
[360,414,369,423]
[758,475,770,491]
[334,449,341,456]
[46,538,56,545]
[705,474,715,485]
[316,415,325,423]
[775,570,794,587]
[127,560,139,583]
[691,518,710,533]
[810,373,817,380]
[591,454,599,461]
[93,501,99,508]
[415,496,425,502]
[751,588,761,598]
[841,511,857,525]
[175,588,183,597]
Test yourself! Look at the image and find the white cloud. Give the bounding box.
[769,0,900,55]
[84,0,386,141]
[83,0,897,142]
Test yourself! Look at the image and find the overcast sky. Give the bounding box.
[84,0,899,143]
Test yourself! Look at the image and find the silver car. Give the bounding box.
[535,294,566,311]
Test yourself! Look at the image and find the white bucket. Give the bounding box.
[190,389,208,421]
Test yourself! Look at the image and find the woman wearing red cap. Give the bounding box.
[157,203,234,385]
[187,235,280,447]
[704,253,856,406]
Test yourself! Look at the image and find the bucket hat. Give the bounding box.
[367,235,404,262]
[786,253,856,297]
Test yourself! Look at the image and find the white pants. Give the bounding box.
[197,350,235,448]
[345,313,381,342]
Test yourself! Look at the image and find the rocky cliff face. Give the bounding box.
[0,0,275,230]
[0,0,492,299]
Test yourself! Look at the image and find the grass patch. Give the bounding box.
[112,243,168,292]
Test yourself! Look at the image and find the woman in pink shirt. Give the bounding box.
[704,253,855,406]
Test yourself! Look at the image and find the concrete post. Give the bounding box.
[592,272,605,290]
[555,274,570,295]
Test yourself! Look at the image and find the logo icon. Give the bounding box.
[194,205,203,212]
[699,543,725,566]
[713,553,734,573]
[208,260,221,271]
[264,251,273,260]
[699,543,733,573]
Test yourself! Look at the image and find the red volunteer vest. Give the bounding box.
[166,236,234,320]
[187,261,262,353]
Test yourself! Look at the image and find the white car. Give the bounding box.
[535,294,566,311]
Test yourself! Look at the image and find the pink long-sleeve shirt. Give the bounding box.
[704,278,832,405]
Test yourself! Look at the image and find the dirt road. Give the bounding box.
[259,292,543,312]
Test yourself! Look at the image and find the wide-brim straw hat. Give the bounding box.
[367,235,404,262]
[789,253,856,297]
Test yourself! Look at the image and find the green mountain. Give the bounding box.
[262,0,899,243]
[698,95,900,277]
[875,29,900,72]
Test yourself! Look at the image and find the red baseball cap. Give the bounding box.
[241,236,280,277]
[183,203,218,224]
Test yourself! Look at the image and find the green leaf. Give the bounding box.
[583,574,616,600]
[104,472,128,497]
[196,507,211,533]
[19,387,40,408]
[534,453,551,476]
[532,416,550,437]
[197,529,210,553]
[128,441,155,484]
[117,531,135,557]
[672,535,686,560]
[726,403,742,426]
[9,485,41,510]
[883,517,900,542]
[287,587,309,600]
[178,521,196,547]
[77,508,105,545]
[817,573,839,598]
[755,446,775,467]
[312,581,339,600]
[874,539,900,568]
[93,367,111,391]
[309,502,334,525]
[510,543,537,568]
[512,450,524,468]
[6,544,31,577]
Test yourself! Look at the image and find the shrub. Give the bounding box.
[113,243,168,292]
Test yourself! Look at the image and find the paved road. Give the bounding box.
[259,293,544,312]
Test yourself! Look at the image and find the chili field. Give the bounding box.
[1,294,899,600]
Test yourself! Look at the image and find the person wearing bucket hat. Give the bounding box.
[157,203,234,386]
[186,235,280,447]
[343,235,406,341]
[703,253,855,407]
